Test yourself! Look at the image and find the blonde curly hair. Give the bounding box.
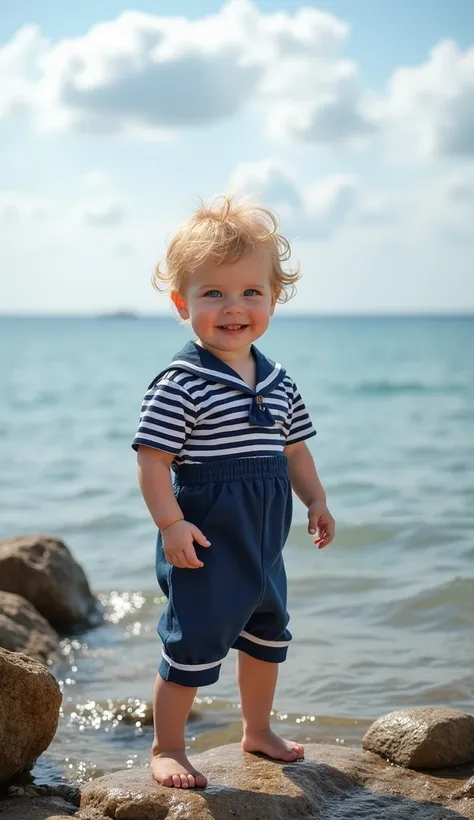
[153,195,300,304]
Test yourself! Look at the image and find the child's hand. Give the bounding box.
[308,501,335,549]
[162,520,211,569]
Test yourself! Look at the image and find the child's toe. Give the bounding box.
[285,749,299,761]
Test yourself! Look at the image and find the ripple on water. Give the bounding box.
[348,379,468,396]
[63,512,142,534]
[378,577,474,630]
[290,523,396,548]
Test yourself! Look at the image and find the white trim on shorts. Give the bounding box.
[239,630,291,648]
[161,650,225,672]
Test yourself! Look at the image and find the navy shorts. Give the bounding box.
[156,455,293,687]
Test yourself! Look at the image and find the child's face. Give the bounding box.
[172,248,277,357]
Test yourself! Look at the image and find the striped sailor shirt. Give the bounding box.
[132,341,315,464]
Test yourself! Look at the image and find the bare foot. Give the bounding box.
[150,750,207,788]
[242,728,304,762]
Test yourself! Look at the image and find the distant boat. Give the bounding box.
[99,310,138,319]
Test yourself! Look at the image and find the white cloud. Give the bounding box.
[0,0,376,144]
[0,174,125,230]
[230,159,359,238]
[81,201,124,227]
[423,166,474,241]
[2,164,473,314]
[230,158,474,245]
[355,194,397,227]
[305,173,358,231]
[80,171,111,191]
[438,166,474,204]
[230,160,303,213]
[0,189,50,222]
[1,3,473,158]
[0,25,46,118]
[266,58,375,144]
[384,40,474,158]
[75,171,125,226]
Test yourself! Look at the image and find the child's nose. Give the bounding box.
[223,298,244,314]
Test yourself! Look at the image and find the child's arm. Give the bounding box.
[137,445,183,529]
[285,440,335,549]
[137,445,210,569]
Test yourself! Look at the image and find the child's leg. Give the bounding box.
[151,674,207,788]
[237,652,304,762]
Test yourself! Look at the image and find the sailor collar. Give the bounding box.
[150,340,286,428]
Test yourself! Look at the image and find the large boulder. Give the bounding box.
[0,648,62,784]
[79,742,474,819]
[0,795,77,819]
[0,591,59,664]
[0,535,101,632]
[0,784,80,819]
[362,707,474,769]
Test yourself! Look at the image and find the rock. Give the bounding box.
[362,707,474,769]
[0,591,59,664]
[0,535,102,632]
[0,795,77,819]
[0,648,62,784]
[79,742,474,819]
[0,782,101,820]
[6,783,80,805]
[452,777,474,799]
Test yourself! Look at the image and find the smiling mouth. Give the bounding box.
[217,324,249,331]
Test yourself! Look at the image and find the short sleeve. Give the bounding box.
[132,377,196,455]
[285,382,316,445]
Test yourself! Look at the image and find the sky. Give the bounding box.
[1,0,474,315]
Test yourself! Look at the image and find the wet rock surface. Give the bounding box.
[0,591,59,664]
[0,648,62,784]
[362,708,474,769]
[0,535,102,632]
[77,742,474,819]
[5,783,80,804]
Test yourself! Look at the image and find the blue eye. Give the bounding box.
[204,290,222,298]
[244,289,261,296]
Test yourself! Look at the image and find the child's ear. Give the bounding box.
[171,290,189,319]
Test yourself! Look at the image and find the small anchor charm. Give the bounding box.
[256,395,265,411]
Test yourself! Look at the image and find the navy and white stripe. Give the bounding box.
[132,341,315,464]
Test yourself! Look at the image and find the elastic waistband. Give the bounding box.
[174,456,288,486]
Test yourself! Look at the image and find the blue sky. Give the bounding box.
[1,0,473,314]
